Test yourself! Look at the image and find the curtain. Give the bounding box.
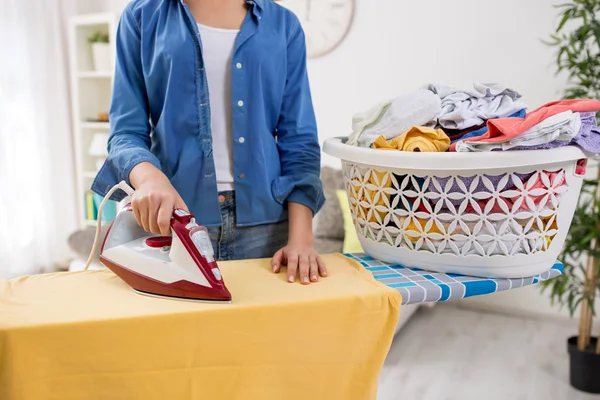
[0,0,78,278]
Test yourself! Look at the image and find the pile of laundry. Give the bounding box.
[346,83,600,153]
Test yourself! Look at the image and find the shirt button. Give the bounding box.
[236,62,242,69]
[238,137,245,143]
[237,100,244,107]
[239,173,245,179]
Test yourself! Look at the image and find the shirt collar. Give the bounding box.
[246,0,264,18]
[247,0,264,9]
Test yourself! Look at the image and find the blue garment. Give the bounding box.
[450,109,527,144]
[207,192,288,260]
[91,0,324,227]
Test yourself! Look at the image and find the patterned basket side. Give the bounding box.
[343,162,570,258]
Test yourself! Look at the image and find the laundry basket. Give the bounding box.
[323,137,589,278]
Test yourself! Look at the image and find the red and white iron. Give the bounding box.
[84,181,232,303]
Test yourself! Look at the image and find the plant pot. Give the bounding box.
[568,336,600,394]
[91,42,111,72]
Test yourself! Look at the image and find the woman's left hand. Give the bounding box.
[271,242,327,284]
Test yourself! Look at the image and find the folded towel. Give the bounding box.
[347,89,442,148]
[373,126,450,152]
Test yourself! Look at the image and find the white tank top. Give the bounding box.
[197,23,239,192]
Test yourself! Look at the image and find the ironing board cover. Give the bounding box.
[345,253,563,305]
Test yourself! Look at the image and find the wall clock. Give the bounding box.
[279,0,355,58]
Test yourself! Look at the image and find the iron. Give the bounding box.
[84,181,232,303]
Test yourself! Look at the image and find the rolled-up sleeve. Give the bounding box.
[91,4,161,200]
[274,18,324,215]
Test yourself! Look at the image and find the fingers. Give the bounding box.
[298,254,310,285]
[157,203,173,236]
[129,177,185,235]
[287,252,298,283]
[174,196,189,212]
[317,256,327,278]
[277,251,327,284]
[317,256,328,277]
[271,249,284,273]
[132,193,171,235]
[132,195,150,232]
[132,197,144,230]
[309,256,319,282]
[148,195,160,235]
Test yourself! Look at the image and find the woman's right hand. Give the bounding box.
[129,162,188,236]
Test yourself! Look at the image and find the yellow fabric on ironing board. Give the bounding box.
[0,254,400,400]
[373,126,450,152]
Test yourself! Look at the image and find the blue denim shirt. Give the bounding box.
[92,0,324,227]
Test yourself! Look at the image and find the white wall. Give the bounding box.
[78,0,594,321]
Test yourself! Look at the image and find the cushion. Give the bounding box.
[314,167,345,240]
[336,189,363,254]
[314,238,344,255]
[68,226,108,260]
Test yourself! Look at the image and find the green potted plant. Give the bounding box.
[541,0,600,394]
[88,31,110,72]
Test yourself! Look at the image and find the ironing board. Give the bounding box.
[0,254,400,400]
[344,253,563,305]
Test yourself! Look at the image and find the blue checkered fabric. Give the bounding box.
[345,253,564,306]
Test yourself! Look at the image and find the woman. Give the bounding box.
[92,0,326,284]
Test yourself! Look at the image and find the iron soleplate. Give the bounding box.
[132,288,232,304]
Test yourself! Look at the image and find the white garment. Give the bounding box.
[347,89,442,148]
[456,111,581,152]
[0,0,78,278]
[510,111,580,145]
[425,83,527,130]
[198,23,238,192]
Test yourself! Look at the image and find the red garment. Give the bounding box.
[449,99,600,151]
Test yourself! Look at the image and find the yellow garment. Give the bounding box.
[373,126,450,152]
[350,170,392,224]
[541,216,558,250]
[336,189,363,253]
[406,219,443,238]
[0,255,400,400]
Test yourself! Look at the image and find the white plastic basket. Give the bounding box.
[323,137,589,278]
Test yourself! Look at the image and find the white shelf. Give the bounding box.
[81,121,110,129]
[71,13,115,27]
[69,13,117,230]
[78,70,112,78]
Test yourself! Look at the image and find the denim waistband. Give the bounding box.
[218,191,235,207]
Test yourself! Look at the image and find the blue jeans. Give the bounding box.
[207,192,289,261]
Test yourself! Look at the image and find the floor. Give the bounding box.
[378,304,600,400]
